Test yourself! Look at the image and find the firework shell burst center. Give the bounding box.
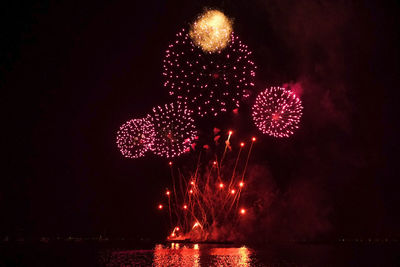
[163,28,257,117]
[252,87,303,138]
[189,9,233,53]
[149,102,198,158]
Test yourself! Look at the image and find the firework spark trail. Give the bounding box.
[220,130,232,167]
[159,131,255,241]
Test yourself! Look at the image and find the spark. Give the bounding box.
[240,208,246,215]
[231,189,236,194]
[158,204,163,210]
[166,190,170,196]
[169,161,173,166]
[189,189,193,194]
[219,183,224,188]
[189,9,233,53]
[240,142,245,147]
[252,137,256,142]
[183,204,188,209]
[239,182,244,187]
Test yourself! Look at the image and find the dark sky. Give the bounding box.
[1,0,399,240]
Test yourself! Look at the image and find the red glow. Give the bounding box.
[240,208,246,215]
[228,130,233,135]
[169,161,173,166]
[231,189,236,194]
[219,183,224,188]
[183,204,188,209]
[213,161,217,165]
[175,227,180,231]
[190,181,195,185]
[240,142,244,147]
[166,190,170,196]
[158,204,163,209]
[171,232,175,237]
[239,182,244,187]
[189,189,193,194]
[252,137,256,142]
[272,113,280,121]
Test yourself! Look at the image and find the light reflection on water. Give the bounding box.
[102,243,253,266]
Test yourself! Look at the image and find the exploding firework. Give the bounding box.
[116,117,155,158]
[252,87,303,138]
[162,29,256,117]
[157,130,256,241]
[149,102,198,158]
[189,9,233,53]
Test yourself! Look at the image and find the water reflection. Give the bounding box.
[101,243,252,266]
[154,243,200,266]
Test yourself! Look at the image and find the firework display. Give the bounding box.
[116,117,155,158]
[162,28,257,117]
[252,87,303,138]
[157,131,256,241]
[149,102,198,158]
[189,9,233,53]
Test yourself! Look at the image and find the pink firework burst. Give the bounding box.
[252,87,303,138]
[149,102,198,158]
[116,117,155,158]
[162,28,257,117]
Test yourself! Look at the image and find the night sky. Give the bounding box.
[1,0,399,241]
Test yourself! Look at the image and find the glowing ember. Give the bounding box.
[231,189,236,194]
[252,137,256,142]
[240,208,246,215]
[183,204,188,209]
[252,87,303,138]
[189,189,193,194]
[166,190,170,196]
[240,142,245,147]
[189,9,233,53]
[239,182,244,187]
[158,204,163,210]
[219,183,224,188]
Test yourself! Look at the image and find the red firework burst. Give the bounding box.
[149,102,197,158]
[252,87,303,138]
[156,131,256,242]
[162,28,257,117]
[116,117,155,158]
